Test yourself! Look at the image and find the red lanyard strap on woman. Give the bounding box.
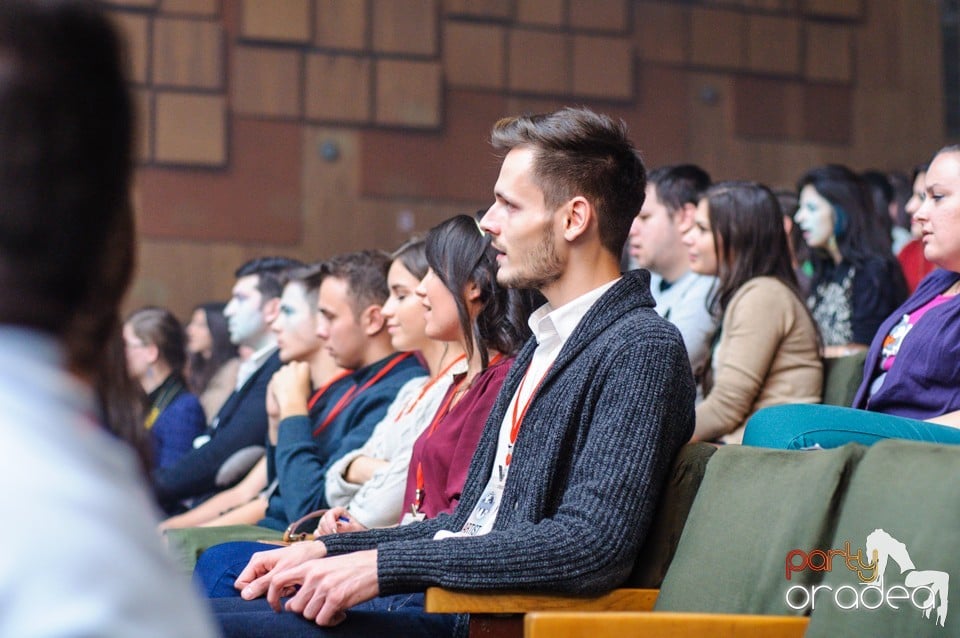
[395,353,466,422]
[312,352,414,437]
[412,352,505,512]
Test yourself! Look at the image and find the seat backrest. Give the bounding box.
[626,442,717,588]
[821,350,867,406]
[654,443,865,615]
[805,439,960,637]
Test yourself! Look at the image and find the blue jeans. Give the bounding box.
[210,593,466,638]
[195,541,273,598]
[742,404,960,449]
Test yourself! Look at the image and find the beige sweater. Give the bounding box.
[695,277,822,444]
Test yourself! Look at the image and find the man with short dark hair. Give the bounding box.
[628,164,717,378]
[154,256,302,514]
[209,107,695,637]
[0,2,216,635]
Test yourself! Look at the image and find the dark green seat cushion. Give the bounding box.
[805,439,960,637]
[821,350,867,407]
[655,443,865,614]
[627,442,717,588]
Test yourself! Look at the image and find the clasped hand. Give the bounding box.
[235,542,380,626]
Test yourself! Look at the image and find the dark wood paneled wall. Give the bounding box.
[106,0,943,320]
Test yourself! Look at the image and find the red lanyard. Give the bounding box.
[312,352,413,437]
[394,353,466,422]
[307,369,352,411]
[412,353,504,512]
[506,361,550,467]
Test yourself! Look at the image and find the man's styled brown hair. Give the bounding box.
[490,106,647,257]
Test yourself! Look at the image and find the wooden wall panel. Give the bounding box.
[572,35,634,99]
[314,0,368,51]
[569,0,629,33]
[305,54,372,123]
[153,17,223,89]
[689,8,745,70]
[375,60,443,128]
[232,46,302,118]
[240,0,311,42]
[445,22,506,90]
[508,29,568,95]
[802,0,862,19]
[805,23,853,83]
[112,12,150,85]
[139,118,301,242]
[803,83,852,145]
[161,0,219,16]
[635,2,687,64]
[746,15,800,76]
[360,90,505,201]
[443,0,511,20]
[133,89,153,162]
[154,93,226,165]
[127,0,947,322]
[372,0,438,56]
[517,0,564,27]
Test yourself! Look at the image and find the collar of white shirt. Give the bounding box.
[526,277,621,347]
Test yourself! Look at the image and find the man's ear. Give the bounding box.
[145,343,160,365]
[675,203,697,233]
[261,296,281,325]
[562,196,592,242]
[360,304,386,336]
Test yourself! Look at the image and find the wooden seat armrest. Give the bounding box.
[524,611,809,638]
[424,587,658,614]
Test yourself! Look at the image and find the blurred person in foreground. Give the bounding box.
[0,1,217,635]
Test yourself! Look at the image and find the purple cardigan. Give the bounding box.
[854,268,960,418]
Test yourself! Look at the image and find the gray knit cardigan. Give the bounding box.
[321,269,696,597]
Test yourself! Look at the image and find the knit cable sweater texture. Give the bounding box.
[321,269,695,597]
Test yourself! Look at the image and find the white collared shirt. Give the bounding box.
[234,343,276,391]
[436,277,620,539]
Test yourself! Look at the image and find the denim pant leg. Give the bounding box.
[742,404,960,449]
[211,593,466,638]
[194,541,276,598]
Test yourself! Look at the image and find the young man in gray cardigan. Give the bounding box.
[210,107,696,637]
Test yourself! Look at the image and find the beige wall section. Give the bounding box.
[120,0,946,322]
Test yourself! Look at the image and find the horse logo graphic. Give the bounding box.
[866,528,949,627]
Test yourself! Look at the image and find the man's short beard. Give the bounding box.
[499,223,563,290]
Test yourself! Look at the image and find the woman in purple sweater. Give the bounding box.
[744,145,960,449]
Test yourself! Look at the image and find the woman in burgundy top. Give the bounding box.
[327,214,533,533]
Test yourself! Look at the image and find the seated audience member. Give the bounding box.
[627,164,717,381]
[204,107,694,637]
[795,165,908,357]
[744,146,960,449]
[312,215,528,535]
[885,169,917,256]
[161,264,346,532]
[263,251,426,529]
[320,237,461,531]
[897,164,938,293]
[684,182,822,443]
[0,2,217,634]
[153,256,299,515]
[774,188,812,296]
[195,217,529,593]
[187,301,240,422]
[123,307,206,470]
[862,169,905,255]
